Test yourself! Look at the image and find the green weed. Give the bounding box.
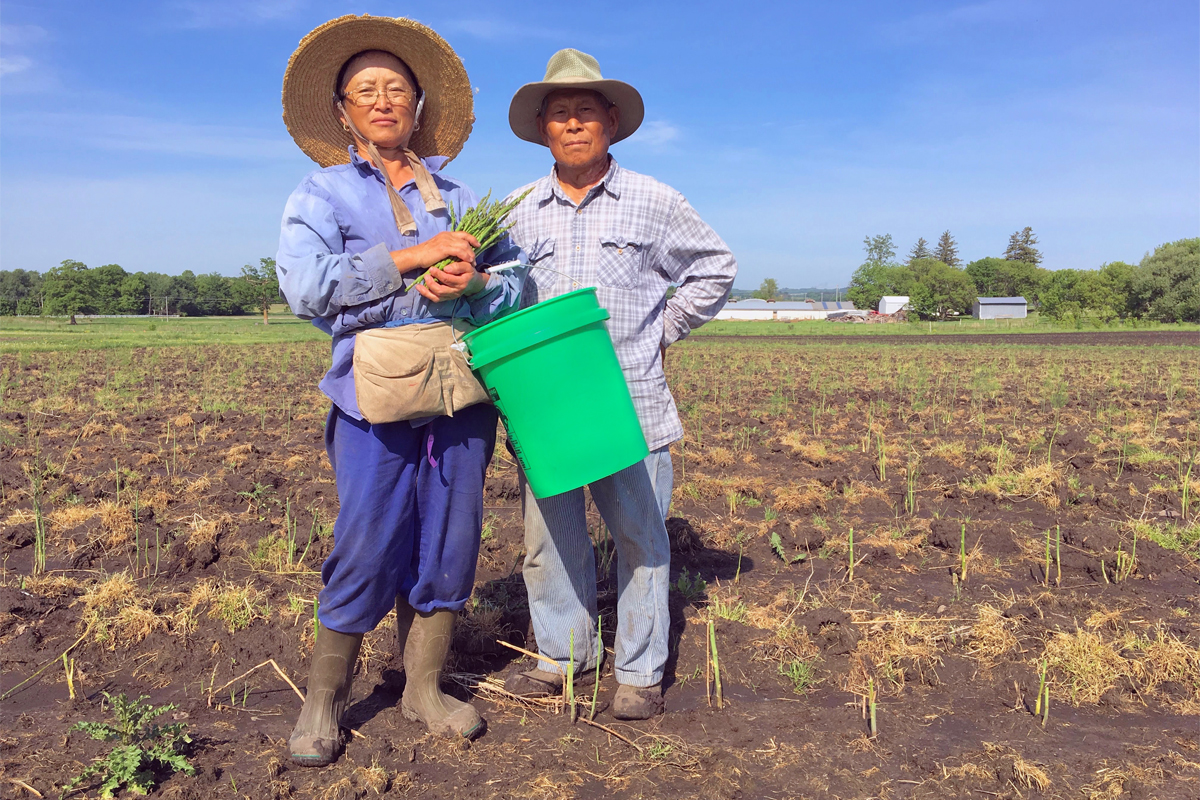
[63,692,194,799]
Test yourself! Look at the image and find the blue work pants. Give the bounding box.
[317,403,498,634]
[519,447,673,688]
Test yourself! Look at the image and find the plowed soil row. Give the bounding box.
[1,338,1198,800]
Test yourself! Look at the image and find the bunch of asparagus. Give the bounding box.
[412,188,533,287]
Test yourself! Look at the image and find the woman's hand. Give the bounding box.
[390,231,480,275]
[414,260,489,303]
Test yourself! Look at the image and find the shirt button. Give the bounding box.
[401,308,409,316]
[576,208,582,215]
[576,245,581,251]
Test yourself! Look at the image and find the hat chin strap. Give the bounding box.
[337,99,445,237]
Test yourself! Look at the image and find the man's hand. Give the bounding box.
[414,260,489,303]
[391,231,479,275]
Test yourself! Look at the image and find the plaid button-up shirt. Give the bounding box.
[505,159,737,450]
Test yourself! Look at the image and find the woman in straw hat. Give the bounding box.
[276,15,521,765]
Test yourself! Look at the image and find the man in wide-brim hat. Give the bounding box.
[501,49,737,719]
[276,15,524,766]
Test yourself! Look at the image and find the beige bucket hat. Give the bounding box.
[509,49,644,145]
[282,15,474,168]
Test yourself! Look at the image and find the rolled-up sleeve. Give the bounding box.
[654,197,737,347]
[276,187,401,320]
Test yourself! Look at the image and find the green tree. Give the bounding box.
[934,230,960,267]
[1004,227,1043,265]
[753,278,780,300]
[847,234,904,311]
[239,257,280,324]
[166,271,197,316]
[847,263,910,312]
[1039,269,1091,322]
[907,237,932,263]
[907,258,976,320]
[863,233,897,266]
[0,269,43,316]
[1132,238,1199,322]
[965,257,1004,296]
[993,260,1048,306]
[92,263,128,315]
[1092,261,1136,322]
[194,273,238,315]
[117,274,150,315]
[42,260,95,318]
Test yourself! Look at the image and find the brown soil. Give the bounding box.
[1,340,1198,800]
[700,330,1199,346]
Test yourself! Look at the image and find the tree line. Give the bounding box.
[841,229,1197,323]
[0,259,281,322]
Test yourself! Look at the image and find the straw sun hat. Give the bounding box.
[509,49,644,145]
[282,15,474,168]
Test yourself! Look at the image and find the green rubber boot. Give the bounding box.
[289,624,363,767]
[399,606,485,740]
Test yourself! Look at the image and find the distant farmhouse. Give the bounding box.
[716,299,856,321]
[973,296,1028,319]
[878,296,910,314]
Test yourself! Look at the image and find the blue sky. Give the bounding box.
[1,0,1196,289]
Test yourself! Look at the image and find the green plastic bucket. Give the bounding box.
[463,288,649,499]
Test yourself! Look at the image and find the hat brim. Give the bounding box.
[282,15,474,168]
[508,79,643,145]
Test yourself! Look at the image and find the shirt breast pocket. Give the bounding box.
[597,235,645,290]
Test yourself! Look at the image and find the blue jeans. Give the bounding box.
[317,403,498,634]
[519,447,673,688]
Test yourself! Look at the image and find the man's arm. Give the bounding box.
[654,196,737,347]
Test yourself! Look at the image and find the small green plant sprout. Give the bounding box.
[1041,683,1050,728]
[63,692,194,799]
[590,614,602,721]
[1044,528,1052,588]
[672,570,707,602]
[866,678,878,738]
[1180,447,1196,519]
[566,628,576,722]
[904,456,919,515]
[707,619,723,710]
[876,432,887,482]
[779,658,818,695]
[769,532,806,564]
[847,527,855,582]
[1034,659,1048,717]
[1055,525,1062,585]
[64,654,77,701]
[960,523,967,584]
[1115,531,1138,582]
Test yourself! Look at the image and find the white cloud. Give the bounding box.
[7,112,296,160]
[0,56,32,75]
[627,120,681,148]
[443,18,569,42]
[168,0,307,29]
[0,23,49,46]
[880,0,1038,44]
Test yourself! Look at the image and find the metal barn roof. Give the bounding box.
[976,297,1027,304]
[723,300,854,311]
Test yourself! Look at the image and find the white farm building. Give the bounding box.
[973,297,1028,319]
[878,296,910,314]
[715,300,856,321]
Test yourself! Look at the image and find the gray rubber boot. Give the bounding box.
[395,595,416,658]
[289,624,363,767]
[400,608,485,739]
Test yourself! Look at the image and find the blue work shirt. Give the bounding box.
[276,147,524,419]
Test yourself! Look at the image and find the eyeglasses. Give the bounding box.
[342,87,415,108]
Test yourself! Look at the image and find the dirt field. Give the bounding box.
[2,333,1198,799]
